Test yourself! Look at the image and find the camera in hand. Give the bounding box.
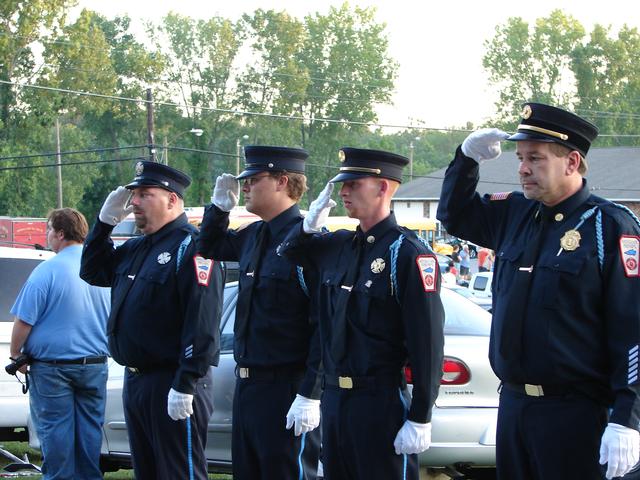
[5,354,30,375]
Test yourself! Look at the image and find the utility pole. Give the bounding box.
[236,138,241,176]
[55,118,63,208]
[146,88,157,162]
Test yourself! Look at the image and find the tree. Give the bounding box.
[0,0,76,138]
[148,12,244,205]
[482,10,585,124]
[572,25,640,145]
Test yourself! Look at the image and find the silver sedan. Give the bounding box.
[90,283,498,477]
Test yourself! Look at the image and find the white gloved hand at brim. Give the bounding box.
[211,173,239,212]
[303,183,337,234]
[99,186,133,226]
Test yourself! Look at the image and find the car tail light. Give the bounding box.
[404,357,471,386]
[441,357,471,385]
[404,366,413,384]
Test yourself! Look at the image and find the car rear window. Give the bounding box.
[472,275,489,291]
[441,288,491,336]
[0,258,44,322]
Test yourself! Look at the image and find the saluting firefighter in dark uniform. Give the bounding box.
[197,146,321,480]
[280,148,445,480]
[437,103,640,480]
[80,161,224,480]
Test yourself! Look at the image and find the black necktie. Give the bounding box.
[499,209,547,360]
[330,235,363,363]
[108,235,152,336]
[235,224,269,348]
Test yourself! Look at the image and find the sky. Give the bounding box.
[75,0,634,133]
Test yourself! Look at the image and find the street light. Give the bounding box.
[162,128,204,164]
[236,134,250,176]
[408,136,420,182]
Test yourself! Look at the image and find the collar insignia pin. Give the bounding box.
[157,252,172,264]
[371,258,385,274]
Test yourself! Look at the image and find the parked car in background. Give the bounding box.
[446,284,493,313]
[467,272,493,298]
[0,246,55,441]
[445,237,479,259]
[90,283,499,476]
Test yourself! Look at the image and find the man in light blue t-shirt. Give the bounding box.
[10,208,110,480]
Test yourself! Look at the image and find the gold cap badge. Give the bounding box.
[522,104,532,119]
[338,150,346,162]
[560,230,581,251]
[135,162,144,175]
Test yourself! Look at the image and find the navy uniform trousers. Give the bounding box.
[322,384,419,480]
[122,368,214,480]
[232,374,321,480]
[498,387,609,479]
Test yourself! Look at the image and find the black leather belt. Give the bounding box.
[323,373,404,390]
[502,382,572,397]
[39,355,107,365]
[235,365,304,381]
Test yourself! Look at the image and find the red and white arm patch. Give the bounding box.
[415,254,438,292]
[489,191,512,201]
[193,256,214,286]
[619,235,640,277]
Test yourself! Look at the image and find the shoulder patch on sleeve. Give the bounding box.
[619,235,640,277]
[193,256,214,286]
[416,254,438,292]
[489,191,512,201]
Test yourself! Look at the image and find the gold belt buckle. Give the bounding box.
[524,384,544,396]
[239,367,250,379]
[338,376,353,389]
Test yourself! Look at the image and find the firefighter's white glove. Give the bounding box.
[461,128,510,162]
[303,183,336,233]
[285,394,321,436]
[99,186,133,226]
[167,388,194,421]
[211,173,239,212]
[394,420,432,455]
[599,422,640,479]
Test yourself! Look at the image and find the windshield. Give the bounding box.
[0,258,44,322]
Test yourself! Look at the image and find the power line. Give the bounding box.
[3,80,640,137]
[0,155,144,172]
[0,145,148,162]
[1,79,469,133]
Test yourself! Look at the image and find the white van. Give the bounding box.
[0,246,55,440]
[467,271,493,298]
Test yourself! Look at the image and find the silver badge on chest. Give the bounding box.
[157,252,172,264]
[370,258,386,274]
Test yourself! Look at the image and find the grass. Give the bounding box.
[0,442,231,479]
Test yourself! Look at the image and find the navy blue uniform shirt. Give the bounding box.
[197,204,322,399]
[280,213,445,423]
[80,213,223,394]
[437,147,640,430]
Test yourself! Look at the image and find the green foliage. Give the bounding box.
[1,4,637,218]
[483,10,584,124]
[483,10,640,148]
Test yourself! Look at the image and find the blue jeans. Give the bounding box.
[29,361,108,480]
